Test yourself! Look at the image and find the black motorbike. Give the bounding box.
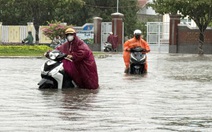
[128,47,147,74]
[38,50,75,89]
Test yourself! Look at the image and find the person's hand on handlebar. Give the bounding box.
[44,51,50,58]
[142,49,150,53]
[65,55,73,61]
[125,48,131,52]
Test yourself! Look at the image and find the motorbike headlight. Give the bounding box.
[49,52,59,60]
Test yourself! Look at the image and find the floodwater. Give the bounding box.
[0,53,212,132]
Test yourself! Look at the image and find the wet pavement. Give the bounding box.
[0,53,212,132]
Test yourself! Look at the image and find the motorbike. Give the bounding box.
[38,50,75,89]
[103,42,117,52]
[50,38,66,49]
[103,42,113,52]
[128,47,147,74]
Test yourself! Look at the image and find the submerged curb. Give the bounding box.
[0,56,43,59]
[0,53,113,59]
[97,54,112,58]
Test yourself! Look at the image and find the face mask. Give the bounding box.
[135,35,141,40]
[67,35,74,41]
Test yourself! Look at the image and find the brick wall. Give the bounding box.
[177,25,212,54]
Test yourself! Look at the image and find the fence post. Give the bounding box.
[111,12,124,51]
[169,14,181,53]
[93,17,102,45]
[0,22,2,43]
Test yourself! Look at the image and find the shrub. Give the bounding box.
[83,38,94,44]
[0,44,53,56]
[42,21,72,41]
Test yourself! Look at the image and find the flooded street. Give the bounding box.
[0,53,212,131]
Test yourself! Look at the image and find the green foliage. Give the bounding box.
[0,0,84,41]
[83,39,94,45]
[0,44,104,57]
[0,0,141,40]
[149,0,180,15]
[209,21,212,27]
[119,0,140,37]
[149,0,212,54]
[0,45,53,56]
[178,0,212,31]
[0,0,84,25]
[77,0,140,36]
[149,0,212,31]
[134,22,147,40]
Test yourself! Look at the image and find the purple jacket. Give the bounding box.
[56,36,99,89]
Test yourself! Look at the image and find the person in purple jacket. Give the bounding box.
[56,28,99,89]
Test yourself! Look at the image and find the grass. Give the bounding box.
[0,44,52,56]
[0,44,106,57]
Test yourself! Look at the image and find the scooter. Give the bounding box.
[103,42,113,52]
[129,47,147,74]
[38,50,75,89]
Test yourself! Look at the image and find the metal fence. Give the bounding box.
[0,23,94,44]
[147,22,169,53]
[101,22,112,51]
[1,25,36,44]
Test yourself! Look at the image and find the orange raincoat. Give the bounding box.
[123,37,150,71]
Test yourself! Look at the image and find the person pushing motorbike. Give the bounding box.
[123,29,150,73]
[54,28,99,89]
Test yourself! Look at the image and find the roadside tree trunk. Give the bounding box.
[195,20,208,55]
[198,30,204,55]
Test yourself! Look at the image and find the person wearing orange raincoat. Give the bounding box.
[123,29,150,73]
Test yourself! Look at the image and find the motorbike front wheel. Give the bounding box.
[39,83,56,89]
[130,65,144,74]
[38,78,57,89]
[135,68,141,74]
[104,47,110,52]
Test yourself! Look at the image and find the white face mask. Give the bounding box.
[67,35,74,41]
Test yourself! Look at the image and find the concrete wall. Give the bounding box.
[0,22,36,44]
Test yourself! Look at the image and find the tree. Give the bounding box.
[149,0,212,55]
[0,0,84,42]
[79,0,140,37]
[0,0,141,42]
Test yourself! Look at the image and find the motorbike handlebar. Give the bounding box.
[44,50,67,61]
[126,48,148,53]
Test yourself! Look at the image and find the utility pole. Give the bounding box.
[117,0,119,13]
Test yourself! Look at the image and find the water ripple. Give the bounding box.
[0,53,212,131]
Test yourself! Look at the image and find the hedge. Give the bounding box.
[0,44,53,56]
[0,44,104,57]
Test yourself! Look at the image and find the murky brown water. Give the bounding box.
[0,53,212,131]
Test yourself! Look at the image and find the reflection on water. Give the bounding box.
[0,53,212,131]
